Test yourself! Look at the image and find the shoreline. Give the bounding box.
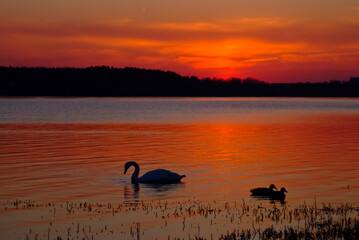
[2,199,359,240]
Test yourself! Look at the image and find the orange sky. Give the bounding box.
[1,0,359,82]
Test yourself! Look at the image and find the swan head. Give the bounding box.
[124,161,139,175]
[280,187,288,193]
[124,162,132,174]
[269,184,277,190]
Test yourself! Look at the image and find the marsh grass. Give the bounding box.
[218,203,359,239]
[1,199,359,239]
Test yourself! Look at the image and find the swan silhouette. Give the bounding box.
[269,187,288,201]
[124,161,186,184]
[250,184,277,196]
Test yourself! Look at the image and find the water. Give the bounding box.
[1,97,359,205]
[1,97,359,239]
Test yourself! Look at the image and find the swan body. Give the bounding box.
[124,161,186,184]
[269,187,288,200]
[250,184,277,196]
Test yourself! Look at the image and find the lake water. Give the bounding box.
[1,97,359,239]
[1,97,359,204]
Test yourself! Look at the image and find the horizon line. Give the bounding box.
[1,65,356,85]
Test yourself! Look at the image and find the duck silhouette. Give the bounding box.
[124,161,186,184]
[250,184,277,196]
[269,187,288,201]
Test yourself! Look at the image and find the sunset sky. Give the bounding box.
[1,0,359,82]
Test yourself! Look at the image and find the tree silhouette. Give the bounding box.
[0,66,358,97]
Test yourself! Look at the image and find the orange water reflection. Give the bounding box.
[0,112,359,204]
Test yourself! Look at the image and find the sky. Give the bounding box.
[1,0,359,83]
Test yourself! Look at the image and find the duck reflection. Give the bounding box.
[250,195,286,205]
[270,199,286,205]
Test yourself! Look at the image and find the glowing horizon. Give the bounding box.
[1,0,359,83]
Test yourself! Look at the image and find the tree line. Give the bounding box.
[1,66,358,97]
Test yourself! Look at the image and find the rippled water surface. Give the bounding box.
[1,97,359,205]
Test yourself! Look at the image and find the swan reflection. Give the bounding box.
[123,182,185,201]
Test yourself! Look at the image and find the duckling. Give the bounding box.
[269,187,288,200]
[250,184,277,196]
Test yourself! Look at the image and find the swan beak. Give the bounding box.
[284,189,288,193]
[124,169,127,174]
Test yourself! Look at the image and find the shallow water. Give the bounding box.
[1,97,359,205]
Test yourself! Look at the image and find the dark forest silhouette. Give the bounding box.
[1,66,359,97]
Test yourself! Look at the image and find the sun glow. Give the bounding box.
[1,1,359,82]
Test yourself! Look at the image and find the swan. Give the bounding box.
[250,184,277,196]
[124,161,186,184]
[269,187,288,200]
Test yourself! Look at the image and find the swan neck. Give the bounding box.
[131,162,140,183]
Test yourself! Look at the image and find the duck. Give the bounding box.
[250,184,277,196]
[124,161,186,184]
[269,187,288,201]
